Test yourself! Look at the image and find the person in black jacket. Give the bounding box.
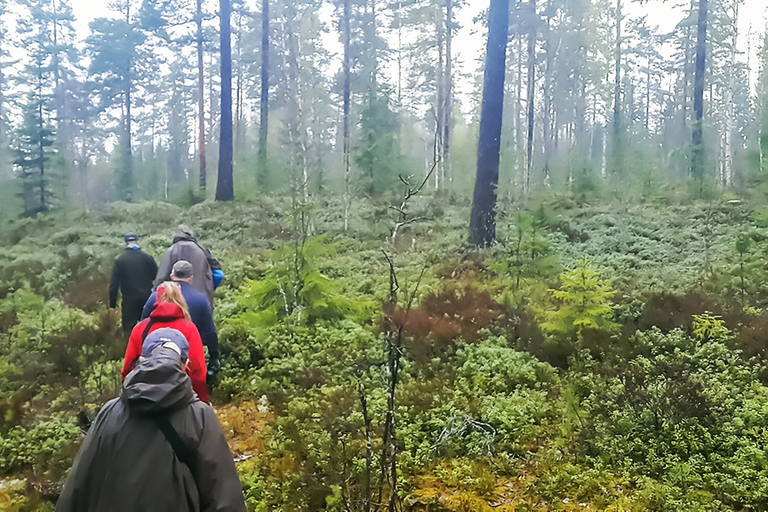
[109,233,159,333]
[55,328,246,512]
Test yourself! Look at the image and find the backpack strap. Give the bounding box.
[141,319,155,342]
[153,415,194,468]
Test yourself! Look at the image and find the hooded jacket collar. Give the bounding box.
[149,302,186,320]
[121,347,198,414]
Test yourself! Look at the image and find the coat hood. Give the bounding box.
[121,347,198,414]
[149,301,185,319]
[173,225,197,244]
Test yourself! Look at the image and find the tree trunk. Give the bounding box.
[723,0,737,187]
[123,68,133,200]
[342,0,351,230]
[197,0,207,191]
[235,10,243,156]
[435,6,444,190]
[691,0,707,182]
[468,0,510,247]
[612,0,621,172]
[120,2,133,202]
[38,77,46,213]
[515,32,523,186]
[216,0,234,201]
[543,5,553,184]
[525,0,536,194]
[645,54,651,131]
[258,0,269,185]
[444,0,452,172]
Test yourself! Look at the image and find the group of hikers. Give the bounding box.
[55,226,247,512]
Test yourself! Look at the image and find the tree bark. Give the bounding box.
[216,0,234,201]
[691,0,707,182]
[197,0,207,191]
[612,0,621,172]
[342,0,351,230]
[525,0,536,194]
[258,0,269,185]
[468,0,509,247]
[444,0,452,165]
[235,10,243,156]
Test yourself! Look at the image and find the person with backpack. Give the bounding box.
[109,233,158,333]
[155,225,223,306]
[56,328,246,512]
[122,281,208,402]
[142,260,221,378]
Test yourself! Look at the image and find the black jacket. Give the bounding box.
[55,348,246,512]
[109,248,158,308]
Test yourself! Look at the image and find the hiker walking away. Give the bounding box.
[123,281,208,402]
[155,225,223,305]
[109,233,158,333]
[143,260,221,378]
[56,328,246,512]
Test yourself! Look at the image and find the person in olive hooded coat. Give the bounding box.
[55,328,245,512]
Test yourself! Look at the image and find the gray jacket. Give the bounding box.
[55,348,245,512]
[155,230,221,305]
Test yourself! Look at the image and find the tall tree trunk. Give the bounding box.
[691,0,707,182]
[543,5,553,184]
[444,0,452,158]
[0,41,4,160]
[723,0,737,187]
[197,0,207,191]
[235,10,243,156]
[515,32,523,186]
[435,5,444,190]
[119,2,133,202]
[216,0,234,201]
[342,0,351,230]
[682,0,695,131]
[123,65,133,200]
[612,0,621,172]
[258,0,269,185]
[38,77,46,213]
[525,0,536,194]
[645,54,651,131]
[396,0,402,104]
[468,0,509,247]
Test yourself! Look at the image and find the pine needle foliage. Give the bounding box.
[541,256,618,342]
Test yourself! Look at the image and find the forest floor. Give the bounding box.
[2,193,768,511]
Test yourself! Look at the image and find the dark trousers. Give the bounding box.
[121,297,148,333]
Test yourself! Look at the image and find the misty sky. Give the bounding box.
[66,0,768,108]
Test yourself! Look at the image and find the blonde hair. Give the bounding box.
[158,281,192,322]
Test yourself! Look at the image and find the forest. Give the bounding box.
[2,0,768,510]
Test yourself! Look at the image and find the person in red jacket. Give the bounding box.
[122,281,208,402]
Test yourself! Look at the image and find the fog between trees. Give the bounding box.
[0,0,767,222]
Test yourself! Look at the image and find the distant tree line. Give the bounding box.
[0,0,765,224]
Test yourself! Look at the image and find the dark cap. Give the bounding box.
[171,260,194,279]
[141,327,190,360]
[124,233,139,243]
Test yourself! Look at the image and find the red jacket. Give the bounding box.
[122,302,208,402]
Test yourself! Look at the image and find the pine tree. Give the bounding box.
[13,94,56,217]
[86,0,148,201]
[541,256,617,342]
